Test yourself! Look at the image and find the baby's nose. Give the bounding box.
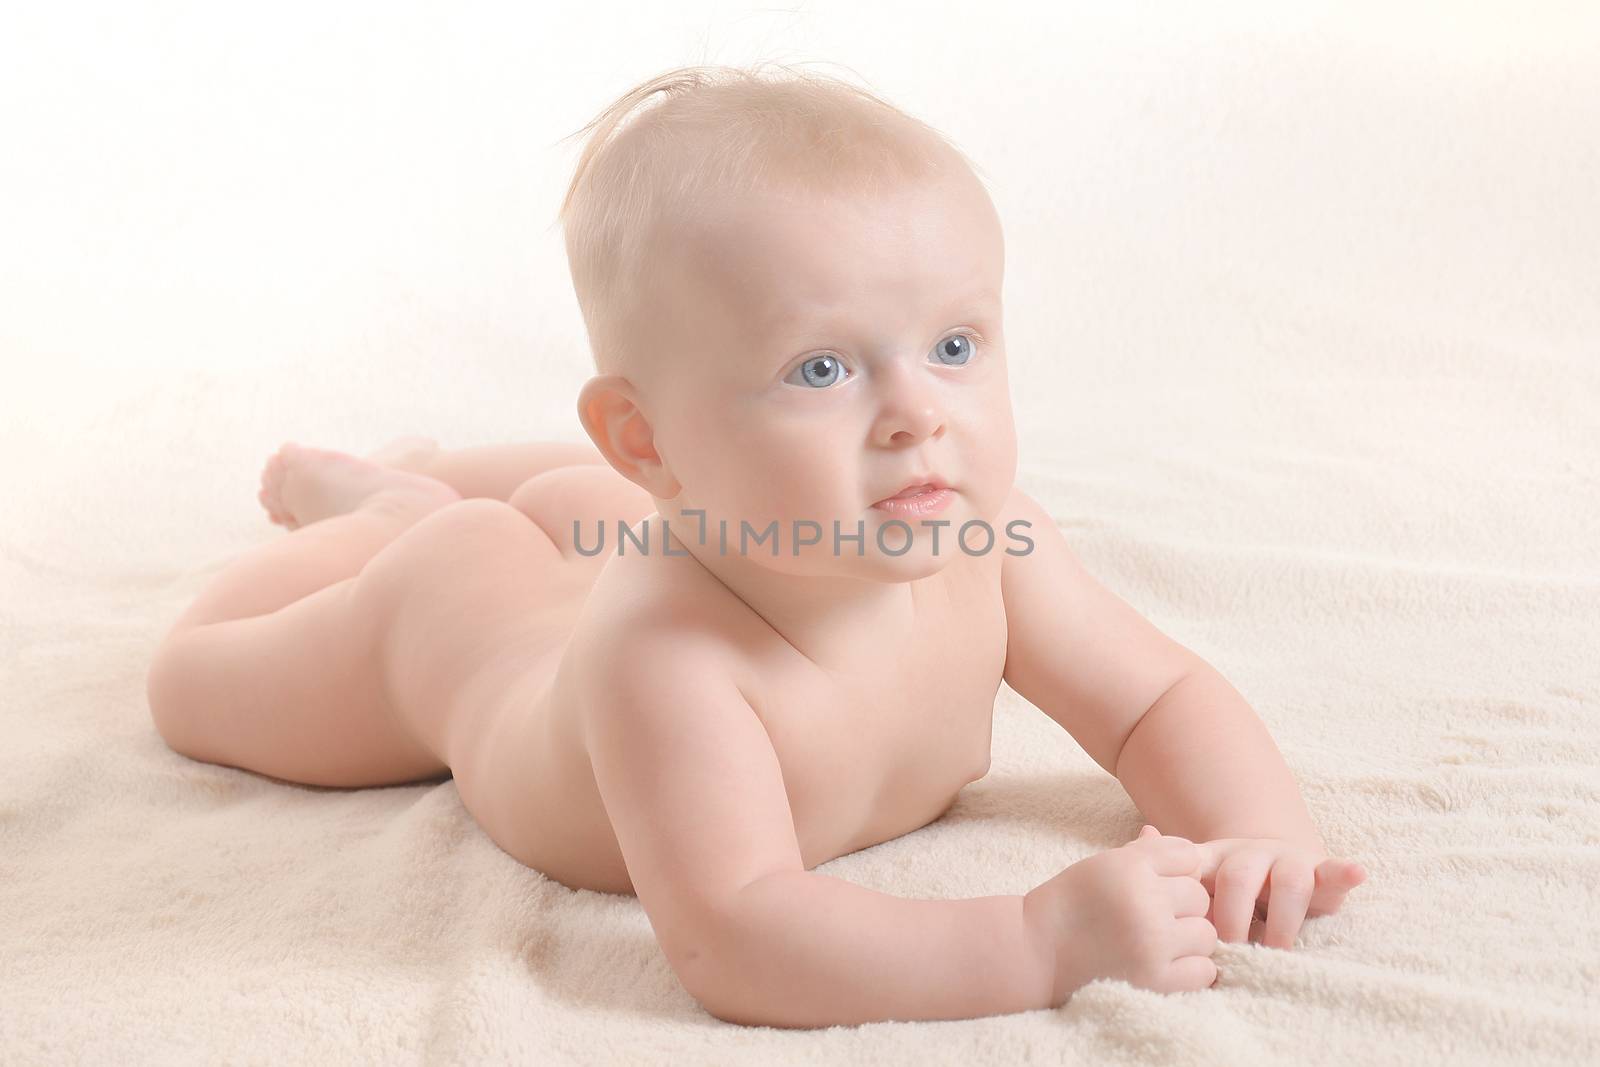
[873,390,945,446]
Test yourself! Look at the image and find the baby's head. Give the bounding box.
[559,62,1015,581]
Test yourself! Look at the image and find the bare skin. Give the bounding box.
[149,434,1005,895]
[148,168,1021,896]
[147,165,1224,1022]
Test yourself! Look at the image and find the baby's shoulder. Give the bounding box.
[563,517,766,692]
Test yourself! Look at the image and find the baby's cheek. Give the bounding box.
[737,451,843,519]
[974,438,1019,518]
[703,468,796,529]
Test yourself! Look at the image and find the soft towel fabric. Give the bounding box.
[3,3,1598,1064]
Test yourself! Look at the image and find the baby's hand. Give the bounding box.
[1024,824,1217,1003]
[1191,837,1368,949]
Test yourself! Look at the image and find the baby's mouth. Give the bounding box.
[878,483,937,501]
[869,484,956,516]
[870,474,952,507]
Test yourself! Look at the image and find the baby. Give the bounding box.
[146,63,1366,1028]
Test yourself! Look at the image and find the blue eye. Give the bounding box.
[931,332,978,366]
[786,353,850,389]
[783,331,982,388]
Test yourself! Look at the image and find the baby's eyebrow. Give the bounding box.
[757,287,1000,346]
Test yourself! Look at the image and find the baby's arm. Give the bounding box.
[999,485,1319,844]
[999,487,1365,947]
[582,627,1054,1028]
[998,484,1204,777]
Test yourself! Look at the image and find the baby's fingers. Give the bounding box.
[1209,853,1272,943]
[1134,824,1202,876]
[1306,857,1368,916]
[1261,858,1315,950]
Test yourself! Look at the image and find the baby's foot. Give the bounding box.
[363,434,441,473]
[258,443,460,530]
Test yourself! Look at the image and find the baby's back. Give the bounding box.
[462,514,1008,895]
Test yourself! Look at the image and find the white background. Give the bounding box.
[2,1,1596,572]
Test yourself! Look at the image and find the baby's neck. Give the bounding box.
[662,519,917,668]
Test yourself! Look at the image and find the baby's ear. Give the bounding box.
[576,375,679,498]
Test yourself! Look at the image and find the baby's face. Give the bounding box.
[641,169,1016,580]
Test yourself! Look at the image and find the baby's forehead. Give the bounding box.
[639,174,1000,360]
[684,187,987,290]
[690,179,969,244]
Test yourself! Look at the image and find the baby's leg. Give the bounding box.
[149,445,465,786]
[370,437,606,503]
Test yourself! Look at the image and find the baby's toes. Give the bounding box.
[257,446,295,525]
[257,482,288,526]
[258,489,286,526]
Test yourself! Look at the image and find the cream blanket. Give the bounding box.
[4,4,1597,1064]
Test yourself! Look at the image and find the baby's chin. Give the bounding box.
[853,549,959,584]
[758,538,965,583]
[672,500,990,579]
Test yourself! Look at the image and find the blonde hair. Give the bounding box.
[552,61,987,378]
